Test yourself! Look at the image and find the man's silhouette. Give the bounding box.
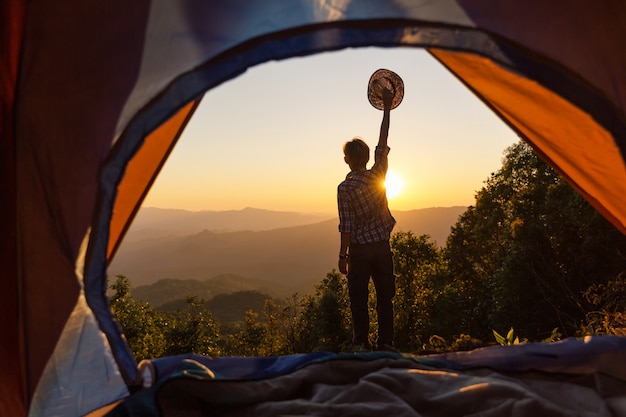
[337,86,397,352]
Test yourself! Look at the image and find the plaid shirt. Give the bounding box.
[338,145,396,244]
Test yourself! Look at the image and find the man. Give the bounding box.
[337,87,397,352]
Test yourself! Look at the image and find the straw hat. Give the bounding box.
[367,69,404,110]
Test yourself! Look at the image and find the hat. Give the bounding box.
[367,69,404,110]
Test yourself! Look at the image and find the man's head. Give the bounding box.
[343,137,369,170]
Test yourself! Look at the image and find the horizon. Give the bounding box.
[141,47,518,214]
[137,203,471,217]
[111,205,467,290]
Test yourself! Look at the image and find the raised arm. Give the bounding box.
[377,87,393,149]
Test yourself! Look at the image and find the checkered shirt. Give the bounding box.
[338,145,396,244]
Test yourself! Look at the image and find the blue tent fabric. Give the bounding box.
[107,337,626,416]
[144,336,626,384]
[147,351,337,381]
[3,1,626,415]
[82,3,626,394]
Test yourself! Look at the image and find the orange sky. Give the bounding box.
[142,47,519,215]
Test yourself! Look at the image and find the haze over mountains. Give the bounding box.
[108,206,466,297]
[122,207,332,240]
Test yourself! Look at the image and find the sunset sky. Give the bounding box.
[142,47,520,215]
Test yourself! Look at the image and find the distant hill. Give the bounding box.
[108,206,467,292]
[157,290,272,324]
[123,207,333,241]
[392,207,466,246]
[132,273,289,307]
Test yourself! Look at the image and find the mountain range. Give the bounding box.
[108,206,467,297]
[121,207,332,241]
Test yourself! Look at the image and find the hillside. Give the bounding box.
[391,207,466,246]
[132,274,288,307]
[157,290,271,324]
[123,207,332,241]
[108,206,466,292]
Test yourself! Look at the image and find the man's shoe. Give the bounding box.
[376,343,400,353]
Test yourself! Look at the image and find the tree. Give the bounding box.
[222,297,298,356]
[581,272,626,337]
[109,275,166,360]
[292,271,352,352]
[223,310,267,356]
[444,141,626,340]
[391,231,456,351]
[259,298,297,355]
[162,296,221,357]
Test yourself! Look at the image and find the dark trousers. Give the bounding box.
[347,240,395,346]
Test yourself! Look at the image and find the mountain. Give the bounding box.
[157,290,272,324]
[132,274,288,307]
[108,206,467,292]
[123,207,333,241]
[110,219,340,292]
[391,207,466,246]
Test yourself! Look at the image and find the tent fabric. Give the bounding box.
[107,99,201,261]
[430,49,626,231]
[1,0,27,415]
[149,336,626,382]
[2,1,626,416]
[107,338,626,416]
[119,363,625,416]
[12,2,153,410]
[28,294,128,417]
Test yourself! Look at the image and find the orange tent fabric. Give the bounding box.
[2,1,625,415]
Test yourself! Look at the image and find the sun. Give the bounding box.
[384,170,404,199]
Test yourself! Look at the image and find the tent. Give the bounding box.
[2,1,626,415]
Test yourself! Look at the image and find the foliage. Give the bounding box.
[132,274,285,308]
[423,335,448,352]
[391,231,453,351]
[444,141,626,341]
[580,312,626,337]
[223,296,300,356]
[580,274,626,337]
[161,296,221,357]
[292,271,352,353]
[258,298,297,355]
[583,273,626,313]
[542,327,563,343]
[206,290,271,323]
[492,327,521,346]
[223,310,267,356]
[109,276,220,359]
[450,334,484,351]
[110,140,626,359]
[109,275,166,361]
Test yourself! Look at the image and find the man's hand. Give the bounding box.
[338,257,350,275]
[339,232,351,274]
